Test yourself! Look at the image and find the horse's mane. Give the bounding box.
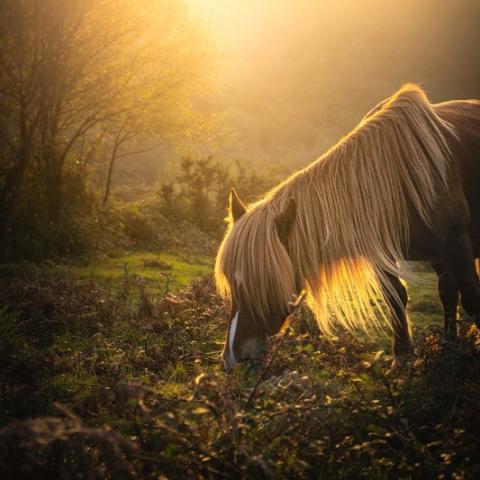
[215,84,457,333]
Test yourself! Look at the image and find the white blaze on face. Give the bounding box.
[228,310,239,362]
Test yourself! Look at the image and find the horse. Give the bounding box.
[215,84,480,372]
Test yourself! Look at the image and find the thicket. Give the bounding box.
[0,0,222,262]
[157,156,289,234]
[1,155,287,262]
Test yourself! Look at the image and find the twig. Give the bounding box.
[244,290,307,409]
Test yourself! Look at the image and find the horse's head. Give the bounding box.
[215,188,298,372]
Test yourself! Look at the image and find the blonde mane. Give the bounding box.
[215,84,456,334]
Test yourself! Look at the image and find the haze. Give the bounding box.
[188,0,480,167]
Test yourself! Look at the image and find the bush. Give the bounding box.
[1,269,480,478]
[157,156,290,236]
[2,165,98,262]
[122,207,158,248]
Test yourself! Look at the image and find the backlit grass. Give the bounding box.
[70,251,213,293]
[1,260,479,478]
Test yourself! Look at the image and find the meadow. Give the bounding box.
[1,253,479,479]
[2,1,480,478]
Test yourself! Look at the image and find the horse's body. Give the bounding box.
[408,99,480,261]
[215,85,480,371]
[447,101,480,255]
[409,99,480,344]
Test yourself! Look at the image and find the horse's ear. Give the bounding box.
[275,197,296,244]
[229,188,246,223]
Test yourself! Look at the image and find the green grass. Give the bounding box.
[1,259,479,479]
[70,251,213,293]
[407,268,444,327]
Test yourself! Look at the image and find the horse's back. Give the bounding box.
[435,99,480,135]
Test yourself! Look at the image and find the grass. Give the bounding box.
[70,251,213,293]
[0,258,479,479]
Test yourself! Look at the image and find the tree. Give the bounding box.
[0,0,221,231]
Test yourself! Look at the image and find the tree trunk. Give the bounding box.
[0,113,32,238]
[102,142,119,207]
[45,169,63,222]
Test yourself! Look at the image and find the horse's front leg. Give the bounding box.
[381,272,414,362]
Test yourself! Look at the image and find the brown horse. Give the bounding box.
[215,84,480,372]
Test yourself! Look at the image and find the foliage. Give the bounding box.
[0,408,139,480]
[1,266,480,478]
[0,0,221,256]
[1,192,212,262]
[1,153,288,262]
[158,156,290,234]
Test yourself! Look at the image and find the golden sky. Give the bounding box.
[186,0,480,166]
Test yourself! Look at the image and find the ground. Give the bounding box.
[70,251,213,293]
[0,253,479,479]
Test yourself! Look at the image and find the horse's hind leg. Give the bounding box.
[381,272,414,361]
[442,232,480,326]
[431,261,459,339]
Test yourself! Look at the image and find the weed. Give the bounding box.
[0,266,479,478]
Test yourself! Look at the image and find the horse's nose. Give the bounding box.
[238,337,267,363]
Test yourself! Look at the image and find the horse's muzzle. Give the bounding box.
[222,336,267,372]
